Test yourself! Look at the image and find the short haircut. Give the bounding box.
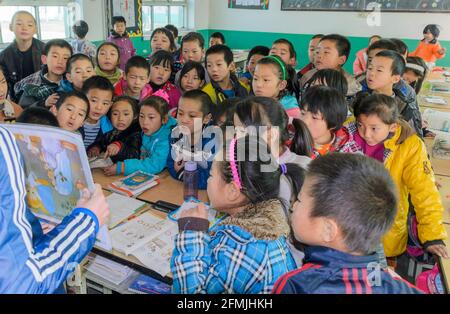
[149,50,174,71]
[307,153,397,254]
[374,50,406,76]
[353,93,399,125]
[390,38,408,56]
[178,61,206,89]
[423,24,440,42]
[210,32,226,44]
[96,42,121,62]
[181,32,205,49]
[312,34,325,40]
[306,69,348,96]
[165,24,179,38]
[211,97,239,126]
[367,38,398,54]
[110,95,139,120]
[151,28,177,52]
[11,10,36,25]
[369,35,382,42]
[16,107,58,127]
[54,91,90,118]
[205,44,234,66]
[320,34,351,63]
[273,38,297,60]
[181,90,212,116]
[82,76,115,96]
[66,53,94,73]
[247,45,270,62]
[44,39,73,56]
[72,20,89,39]
[112,16,126,26]
[301,85,348,131]
[140,95,169,118]
[125,56,150,75]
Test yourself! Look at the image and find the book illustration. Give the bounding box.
[128,274,171,294]
[432,133,450,160]
[109,170,159,197]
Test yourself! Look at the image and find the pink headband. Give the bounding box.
[153,89,170,104]
[229,138,242,190]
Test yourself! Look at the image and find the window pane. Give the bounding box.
[142,5,152,35]
[39,6,67,40]
[0,6,35,44]
[153,6,168,29]
[169,6,184,29]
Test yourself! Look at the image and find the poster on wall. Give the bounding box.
[281,0,450,12]
[228,0,270,10]
[110,0,142,37]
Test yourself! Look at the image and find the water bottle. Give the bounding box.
[184,161,199,200]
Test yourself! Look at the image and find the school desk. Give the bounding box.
[418,94,450,112]
[424,138,450,177]
[436,175,450,225]
[438,224,450,294]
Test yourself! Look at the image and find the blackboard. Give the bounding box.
[281,0,450,12]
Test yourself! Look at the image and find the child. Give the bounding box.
[0,65,23,122]
[211,97,239,127]
[50,91,89,132]
[391,38,409,60]
[178,61,206,92]
[300,85,360,158]
[273,153,422,294]
[70,20,97,63]
[349,93,448,260]
[303,69,349,98]
[149,50,181,110]
[171,135,304,294]
[16,107,58,127]
[301,34,361,97]
[270,39,299,98]
[240,45,270,85]
[80,76,115,148]
[114,56,152,101]
[167,90,215,190]
[0,11,45,102]
[252,55,300,119]
[165,24,180,49]
[14,39,73,108]
[202,45,249,105]
[88,96,141,163]
[107,16,136,72]
[410,24,446,68]
[353,35,381,76]
[58,53,96,94]
[298,34,324,79]
[150,28,176,54]
[95,42,123,85]
[209,32,225,47]
[364,50,423,137]
[174,32,209,84]
[404,56,428,94]
[104,92,177,176]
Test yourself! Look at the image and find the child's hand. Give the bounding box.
[45,93,59,108]
[76,184,110,227]
[103,164,117,176]
[105,143,120,158]
[180,203,209,220]
[426,244,449,259]
[88,146,101,158]
[174,160,185,173]
[438,47,447,55]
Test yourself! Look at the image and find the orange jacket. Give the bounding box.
[409,40,446,63]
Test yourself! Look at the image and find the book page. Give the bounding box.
[107,193,146,229]
[422,109,450,133]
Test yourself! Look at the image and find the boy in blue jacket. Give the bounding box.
[273,153,423,294]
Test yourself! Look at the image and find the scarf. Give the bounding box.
[95,66,123,85]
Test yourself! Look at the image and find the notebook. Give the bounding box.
[109,171,160,197]
[106,193,147,229]
[128,274,171,294]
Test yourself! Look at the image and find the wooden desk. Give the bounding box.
[436,176,450,225]
[439,224,450,294]
[424,138,450,177]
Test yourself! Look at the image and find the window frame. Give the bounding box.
[142,0,188,37]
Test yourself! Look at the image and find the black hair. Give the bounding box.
[165,24,179,39]
[405,56,428,94]
[423,24,440,44]
[112,16,126,26]
[210,32,226,44]
[140,95,169,119]
[374,50,406,76]
[205,44,234,67]
[151,28,177,52]
[44,39,73,56]
[211,97,239,126]
[16,107,59,127]
[66,53,94,73]
[72,20,89,39]
[255,55,294,98]
[290,119,314,157]
[220,134,305,205]
[96,42,121,69]
[312,34,325,40]
[178,61,206,91]
[125,56,150,75]
[369,35,381,42]
[367,38,398,55]
[320,34,351,64]
[149,50,174,72]
[180,90,212,116]
[181,32,206,50]
[54,91,90,118]
[247,45,270,63]
[301,85,348,131]
[306,153,397,255]
[273,38,297,60]
[390,38,408,57]
[305,69,348,97]
[110,95,139,120]
[82,75,115,96]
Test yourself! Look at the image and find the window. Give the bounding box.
[142,0,187,36]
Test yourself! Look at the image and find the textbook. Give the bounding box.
[1,123,112,250]
[431,83,450,94]
[127,274,171,294]
[423,96,448,105]
[109,171,160,197]
[106,193,147,229]
[422,109,450,133]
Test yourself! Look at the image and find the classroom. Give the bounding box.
[0,0,449,296]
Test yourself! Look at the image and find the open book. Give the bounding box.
[1,123,112,250]
[422,109,450,134]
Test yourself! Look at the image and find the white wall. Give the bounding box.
[208,0,450,40]
[188,0,209,30]
[81,0,107,41]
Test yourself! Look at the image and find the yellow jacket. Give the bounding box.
[202,80,250,105]
[382,126,447,257]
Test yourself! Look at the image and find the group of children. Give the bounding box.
[0,10,448,294]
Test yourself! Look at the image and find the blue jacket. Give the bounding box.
[273,246,423,294]
[58,79,75,93]
[117,117,177,176]
[0,126,100,293]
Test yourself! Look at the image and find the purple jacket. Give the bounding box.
[107,32,136,71]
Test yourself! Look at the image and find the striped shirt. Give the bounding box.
[83,121,101,148]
